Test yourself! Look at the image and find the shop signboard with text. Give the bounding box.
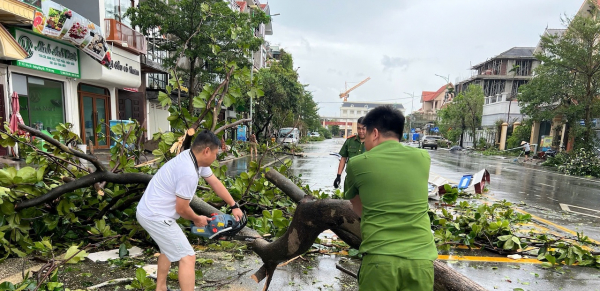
[31,0,111,68]
[12,28,80,78]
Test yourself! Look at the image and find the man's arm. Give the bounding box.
[349,195,363,217]
[337,157,347,175]
[204,175,243,220]
[175,197,209,226]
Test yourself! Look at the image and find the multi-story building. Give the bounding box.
[338,102,405,137]
[415,83,454,128]
[455,47,540,128]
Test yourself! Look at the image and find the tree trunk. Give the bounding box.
[256,113,273,142]
[187,60,197,114]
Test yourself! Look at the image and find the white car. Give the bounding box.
[309,132,321,137]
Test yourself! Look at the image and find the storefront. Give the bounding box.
[2,28,78,135]
[79,46,142,149]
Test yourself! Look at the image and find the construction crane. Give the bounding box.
[339,77,371,102]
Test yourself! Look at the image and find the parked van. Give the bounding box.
[277,127,300,145]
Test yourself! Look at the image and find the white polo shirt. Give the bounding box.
[137,149,213,221]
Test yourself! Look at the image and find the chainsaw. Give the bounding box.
[190,213,257,241]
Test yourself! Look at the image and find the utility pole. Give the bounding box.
[403,92,419,141]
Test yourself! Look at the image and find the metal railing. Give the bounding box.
[105,19,147,55]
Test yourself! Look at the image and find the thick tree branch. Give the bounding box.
[18,124,107,172]
[181,65,236,150]
[215,118,251,135]
[15,172,152,211]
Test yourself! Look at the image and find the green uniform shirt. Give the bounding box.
[344,140,438,261]
[338,135,365,159]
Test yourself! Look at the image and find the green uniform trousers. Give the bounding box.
[358,254,434,291]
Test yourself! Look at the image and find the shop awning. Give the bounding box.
[0,0,35,24]
[0,23,27,60]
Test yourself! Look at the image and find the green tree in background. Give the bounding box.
[127,0,269,113]
[438,84,484,147]
[519,6,600,150]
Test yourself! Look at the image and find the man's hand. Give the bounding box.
[231,208,244,221]
[193,215,211,227]
[333,174,341,188]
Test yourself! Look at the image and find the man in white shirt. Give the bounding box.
[137,130,243,291]
[521,141,532,162]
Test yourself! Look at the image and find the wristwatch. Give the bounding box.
[230,202,240,209]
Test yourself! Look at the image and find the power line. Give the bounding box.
[317,97,417,104]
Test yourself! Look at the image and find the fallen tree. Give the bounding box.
[189,169,487,291]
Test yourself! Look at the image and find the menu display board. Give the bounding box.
[31,0,111,69]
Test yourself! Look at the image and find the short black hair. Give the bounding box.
[357,116,365,125]
[192,130,221,152]
[362,105,405,139]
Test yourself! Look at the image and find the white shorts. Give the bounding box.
[136,212,195,262]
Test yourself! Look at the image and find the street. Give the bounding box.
[223,138,600,290]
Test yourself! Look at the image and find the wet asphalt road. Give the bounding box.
[222,138,600,290]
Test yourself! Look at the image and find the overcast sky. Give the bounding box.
[264,0,582,117]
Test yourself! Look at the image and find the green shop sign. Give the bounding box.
[12,28,80,78]
[19,0,41,10]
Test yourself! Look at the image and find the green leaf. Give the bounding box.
[193,97,207,109]
[503,238,514,250]
[136,267,147,283]
[64,245,88,264]
[16,167,37,184]
[223,95,233,107]
[0,168,15,185]
[119,244,129,258]
[36,166,47,182]
[497,235,512,241]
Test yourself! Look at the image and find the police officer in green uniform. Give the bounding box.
[333,117,366,188]
[344,106,437,291]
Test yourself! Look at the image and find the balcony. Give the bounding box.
[104,19,147,55]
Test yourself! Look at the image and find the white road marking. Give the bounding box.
[538,183,555,188]
[559,203,600,219]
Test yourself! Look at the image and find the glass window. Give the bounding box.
[105,0,133,27]
[16,74,65,132]
[124,99,133,120]
[80,84,107,95]
[12,73,28,95]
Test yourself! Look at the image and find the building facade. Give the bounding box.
[0,0,146,152]
[337,102,405,137]
[455,47,540,128]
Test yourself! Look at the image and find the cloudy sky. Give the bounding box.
[264,0,582,117]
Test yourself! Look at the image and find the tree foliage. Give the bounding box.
[519,7,600,150]
[438,85,484,147]
[252,50,320,139]
[126,0,269,113]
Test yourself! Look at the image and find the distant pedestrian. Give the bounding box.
[521,141,531,162]
[249,133,258,158]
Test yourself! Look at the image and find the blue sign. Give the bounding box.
[236,125,247,141]
[580,120,585,126]
[411,128,416,133]
[433,127,439,133]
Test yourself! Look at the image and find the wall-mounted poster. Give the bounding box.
[31,0,111,69]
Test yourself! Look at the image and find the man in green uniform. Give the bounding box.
[333,117,366,188]
[344,106,437,291]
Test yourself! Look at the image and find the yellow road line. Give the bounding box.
[438,255,542,264]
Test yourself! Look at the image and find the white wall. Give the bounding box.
[482,100,523,127]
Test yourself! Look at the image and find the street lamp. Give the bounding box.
[435,74,452,104]
[404,92,419,136]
